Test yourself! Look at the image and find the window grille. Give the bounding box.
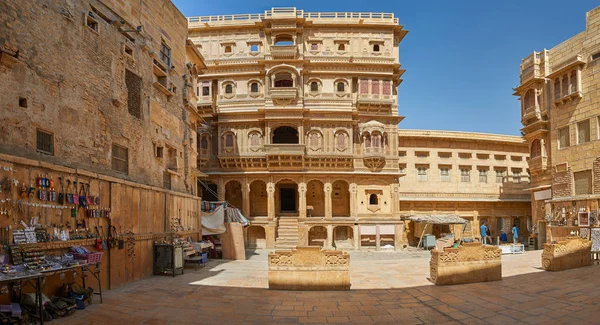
[36,129,54,155]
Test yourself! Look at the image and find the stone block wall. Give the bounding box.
[0,0,195,194]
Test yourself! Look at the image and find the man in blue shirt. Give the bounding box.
[480,221,488,245]
[512,224,519,244]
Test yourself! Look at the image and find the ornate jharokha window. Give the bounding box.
[274,72,293,87]
[360,80,368,94]
[382,81,391,95]
[250,82,259,93]
[335,131,348,152]
[372,80,379,95]
[310,81,319,92]
[530,139,541,158]
[337,82,345,92]
[223,133,235,153]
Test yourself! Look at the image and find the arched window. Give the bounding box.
[225,134,234,148]
[224,45,232,53]
[369,194,378,205]
[274,72,293,87]
[200,137,208,150]
[569,70,577,94]
[524,89,535,108]
[310,81,319,92]
[337,82,345,92]
[249,132,261,146]
[372,133,381,148]
[554,78,561,100]
[250,82,259,93]
[225,84,233,94]
[530,139,541,158]
[338,43,345,51]
[272,126,299,144]
[364,134,371,148]
[561,74,568,97]
[373,44,380,52]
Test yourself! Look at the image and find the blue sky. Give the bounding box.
[173,0,599,135]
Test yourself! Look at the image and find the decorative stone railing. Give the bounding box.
[527,155,548,172]
[430,242,501,285]
[541,237,591,271]
[264,144,305,155]
[269,45,298,59]
[268,246,350,290]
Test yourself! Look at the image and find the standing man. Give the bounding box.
[512,224,519,244]
[480,221,488,245]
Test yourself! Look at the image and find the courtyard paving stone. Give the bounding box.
[56,249,600,324]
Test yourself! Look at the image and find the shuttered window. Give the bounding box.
[578,120,590,144]
[36,129,54,155]
[574,170,592,195]
[558,127,570,148]
[111,144,128,174]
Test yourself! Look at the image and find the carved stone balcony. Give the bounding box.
[362,147,385,171]
[527,155,548,173]
[356,94,395,106]
[270,45,298,59]
[269,87,298,105]
[521,104,541,125]
[520,52,544,85]
[264,144,305,155]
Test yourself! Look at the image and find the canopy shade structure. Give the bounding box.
[406,214,468,225]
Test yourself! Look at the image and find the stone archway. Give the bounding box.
[333,226,354,249]
[275,180,298,214]
[249,180,268,217]
[246,225,266,249]
[306,180,325,217]
[225,180,243,210]
[332,180,350,217]
[308,226,327,247]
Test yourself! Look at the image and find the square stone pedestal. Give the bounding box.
[430,242,502,286]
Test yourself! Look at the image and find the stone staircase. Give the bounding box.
[275,217,299,249]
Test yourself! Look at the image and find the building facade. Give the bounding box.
[397,130,531,245]
[516,6,600,242]
[188,8,407,249]
[187,8,532,249]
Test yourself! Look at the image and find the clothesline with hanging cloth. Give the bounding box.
[200,201,249,235]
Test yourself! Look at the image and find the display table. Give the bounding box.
[0,273,43,324]
[41,263,103,303]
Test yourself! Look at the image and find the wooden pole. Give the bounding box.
[416,223,429,249]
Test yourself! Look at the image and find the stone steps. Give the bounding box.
[275,217,299,248]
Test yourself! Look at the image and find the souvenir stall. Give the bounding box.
[0,155,202,323]
[408,214,469,250]
[545,199,599,246]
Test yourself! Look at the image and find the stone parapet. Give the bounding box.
[542,237,592,271]
[430,242,502,286]
[268,246,350,290]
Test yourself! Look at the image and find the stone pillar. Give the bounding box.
[353,224,360,250]
[265,223,276,249]
[349,183,357,219]
[267,181,275,221]
[326,224,334,249]
[324,182,332,219]
[217,178,225,201]
[391,183,400,218]
[576,69,582,93]
[242,177,250,218]
[298,182,307,219]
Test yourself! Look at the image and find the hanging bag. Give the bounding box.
[94,226,103,251]
[78,183,87,208]
[100,226,108,250]
[85,184,93,206]
[72,181,79,206]
[66,180,74,204]
[57,177,65,205]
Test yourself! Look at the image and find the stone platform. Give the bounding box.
[542,236,592,271]
[268,246,350,290]
[430,242,502,285]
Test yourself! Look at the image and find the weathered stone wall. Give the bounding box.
[0,0,195,193]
